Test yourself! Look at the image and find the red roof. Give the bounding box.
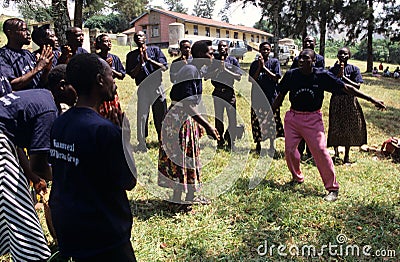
[134,8,272,37]
[122,27,136,35]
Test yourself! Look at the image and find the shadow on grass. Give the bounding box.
[362,73,400,91]
[208,177,400,261]
[131,198,178,221]
[363,105,400,137]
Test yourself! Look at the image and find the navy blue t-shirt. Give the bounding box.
[249,57,281,103]
[170,56,193,84]
[49,107,136,258]
[291,53,325,69]
[0,46,42,89]
[0,68,12,97]
[210,55,241,89]
[278,68,345,112]
[0,89,57,153]
[33,48,61,69]
[329,63,363,83]
[126,46,168,86]
[102,53,126,78]
[170,64,202,105]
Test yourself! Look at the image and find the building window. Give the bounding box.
[194,25,198,35]
[243,33,246,41]
[234,32,238,39]
[205,27,210,37]
[261,36,265,42]
[151,25,159,37]
[251,35,254,42]
[226,30,229,38]
[216,29,220,38]
[256,35,259,43]
[142,26,147,37]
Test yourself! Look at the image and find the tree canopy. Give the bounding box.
[164,0,187,13]
[192,0,216,19]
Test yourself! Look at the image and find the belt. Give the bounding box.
[290,108,320,114]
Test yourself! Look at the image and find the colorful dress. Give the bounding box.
[327,63,367,147]
[249,57,284,142]
[158,63,203,192]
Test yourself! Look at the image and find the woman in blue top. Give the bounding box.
[158,40,220,208]
[249,42,283,153]
[328,47,367,164]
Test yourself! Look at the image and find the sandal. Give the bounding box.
[192,196,211,205]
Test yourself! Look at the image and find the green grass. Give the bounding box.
[0,22,399,261]
[100,46,400,261]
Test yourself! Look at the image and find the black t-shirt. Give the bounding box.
[209,55,241,89]
[0,89,57,153]
[49,107,136,258]
[278,68,344,112]
[170,63,202,105]
[291,53,325,69]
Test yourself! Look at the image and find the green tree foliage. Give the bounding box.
[17,0,52,22]
[109,0,148,22]
[353,38,400,64]
[192,0,216,19]
[218,1,230,23]
[164,0,187,13]
[84,13,129,33]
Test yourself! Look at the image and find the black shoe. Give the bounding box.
[324,190,339,202]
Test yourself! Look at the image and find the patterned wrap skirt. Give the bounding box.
[158,105,203,193]
[327,94,367,147]
[0,132,51,261]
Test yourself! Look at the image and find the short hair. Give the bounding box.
[339,46,352,58]
[259,41,271,50]
[66,27,81,40]
[95,33,109,47]
[191,40,212,58]
[48,64,67,91]
[66,54,106,96]
[32,24,50,46]
[300,48,315,60]
[179,39,191,49]
[3,18,25,37]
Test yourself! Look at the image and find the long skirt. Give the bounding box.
[158,106,203,193]
[327,94,367,147]
[0,132,51,261]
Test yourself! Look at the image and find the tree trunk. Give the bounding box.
[319,12,327,57]
[273,3,280,59]
[74,0,83,28]
[366,0,374,72]
[52,0,71,46]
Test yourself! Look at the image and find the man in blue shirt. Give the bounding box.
[126,31,168,152]
[273,49,385,202]
[58,27,89,64]
[49,54,137,261]
[0,18,54,91]
[209,40,242,150]
[290,35,325,161]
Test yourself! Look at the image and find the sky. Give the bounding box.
[148,0,263,27]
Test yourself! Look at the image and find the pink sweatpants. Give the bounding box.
[284,109,339,191]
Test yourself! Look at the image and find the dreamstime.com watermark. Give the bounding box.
[256,234,397,258]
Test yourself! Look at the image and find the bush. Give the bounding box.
[84,14,129,33]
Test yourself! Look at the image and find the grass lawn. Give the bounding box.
[1,33,399,261]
